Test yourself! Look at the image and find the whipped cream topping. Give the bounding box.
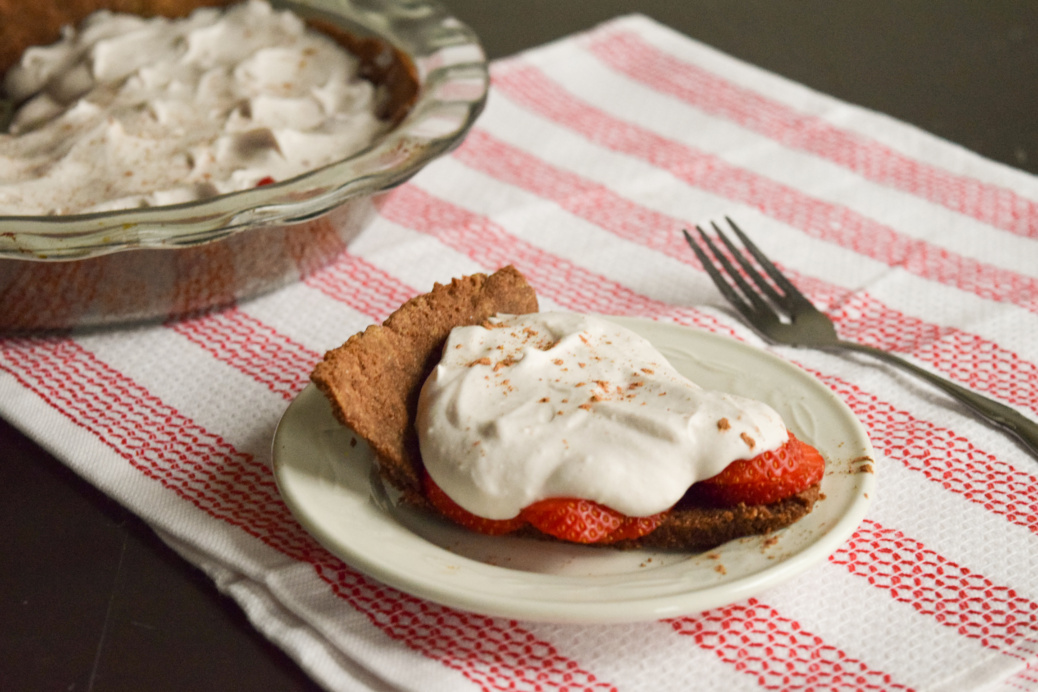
[416,312,790,520]
[0,0,388,215]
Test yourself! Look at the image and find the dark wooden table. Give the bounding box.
[4,2,1037,689]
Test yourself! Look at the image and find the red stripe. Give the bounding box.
[668,600,913,691]
[831,519,1038,656]
[451,128,1038,414]
[311,559,617,691]
[305,251,419,322]
[374,184,1038,670]
[490,63,1038,314]
[279,212,912,687]
[452,129,684,257]
[812,368,1038,537]
[150,195,896,688]
[374,186,740,335]
[828,292,1038,415]
[169,241,239,317]
[0,259,104,330]
[286,215,349,280]
[377,184,1038,535]
[6,212,1021,688]
[168,307,320,401]
[586,29,1038,240]
[4,199,1029,688]
[0,336,616,691]
[0,337,292,543]
[165,252,421,403]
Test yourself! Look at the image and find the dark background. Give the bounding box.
[3,2,1037,690]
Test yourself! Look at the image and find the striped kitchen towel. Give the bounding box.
[2,14,1037,691]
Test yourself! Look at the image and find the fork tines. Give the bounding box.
[685,220,771,313]
[682,217,810,327]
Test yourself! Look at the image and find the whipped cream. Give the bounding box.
[0,0,388,215]
[416,312,790,520]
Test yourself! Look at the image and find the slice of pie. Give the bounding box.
[311,266,822,551]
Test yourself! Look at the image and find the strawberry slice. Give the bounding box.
[422,433,824,542]
[423,473,526,536]
[425,471,665,543]
[599,512,666,544]
[692,433,824,506]
[520,498,626,544]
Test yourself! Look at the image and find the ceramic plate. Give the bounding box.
[272,317,876,623]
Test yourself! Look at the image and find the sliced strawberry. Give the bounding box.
[423,473,525,536]
[425,472,664,543]
[599,512,666,544]
[422,434,824,543]
[520,497,625,544]
[692,433,824,506]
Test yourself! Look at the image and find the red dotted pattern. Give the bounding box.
[455,129,687,259]
[4,22,1036,688]
[451,128,1038,415]
[313,560,616,692]
[0,336,293,547]
[490,63,1038,314]
[0,336,617,692]
[297,237,1034,688]
[169,307,319,401]
[829,293,1038,414]
[286,215,349,280]
[376,183,1038,656]
[832,520,1038,655]
[33,194,905,689]
[169,239,239,317]
[0,259,103,330]
[306,251,419,322]
[811,367,1038,535]
[668,599,912,691]
[586,29,1038,240]
[5,192,1032,686]
[375,186,737,338]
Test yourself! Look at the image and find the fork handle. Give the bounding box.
[832,340,1038,458]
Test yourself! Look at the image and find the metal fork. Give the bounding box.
[684,217,1038,459]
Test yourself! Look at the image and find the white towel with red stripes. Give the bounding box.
[3,14,1037,692]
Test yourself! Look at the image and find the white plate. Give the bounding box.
[272,317,876,624]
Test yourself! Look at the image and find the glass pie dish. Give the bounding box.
[0,0,487,331]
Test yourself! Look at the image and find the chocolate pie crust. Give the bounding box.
[312,266,539,503]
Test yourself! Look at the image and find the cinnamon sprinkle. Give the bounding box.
[493,356,517,371]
